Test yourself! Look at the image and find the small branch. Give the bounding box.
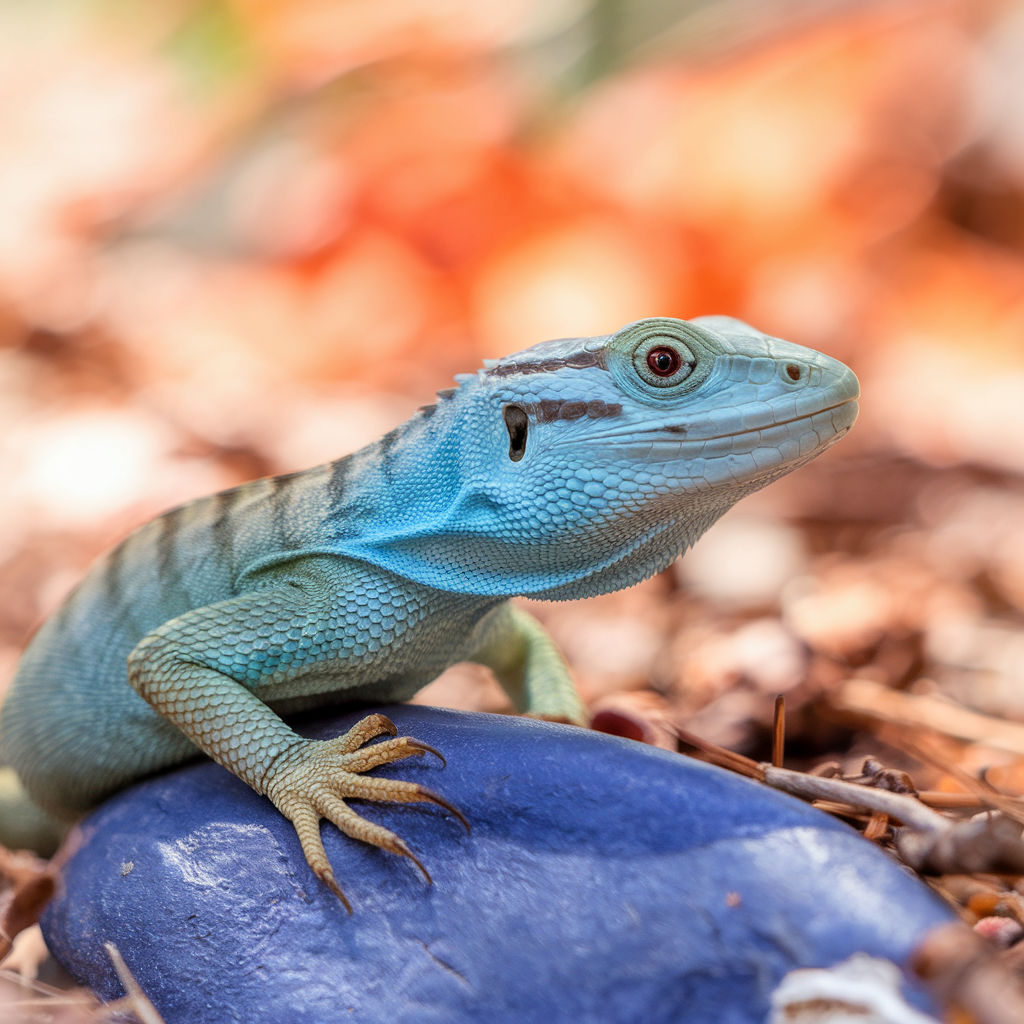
[918,792,994,810]
[667,723,764,780]
[760,765,950,833]
[863,811,890,841]
[811,800,871,821]
[772,695,785,768]
[99,943,166,1024]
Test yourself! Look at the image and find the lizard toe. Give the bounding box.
[338,735,446,773]
[339,775,470,833]
[331,714,398,755]
[315,790,433,883]
[279,798,354,912]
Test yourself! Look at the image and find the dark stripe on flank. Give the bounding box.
[486,349,608,378]
[155,505,186,586]
[101,536,130,605]
[207,490,236,561]
[377,428,400,482]
[266,475,293,545]
[326,457,352,516]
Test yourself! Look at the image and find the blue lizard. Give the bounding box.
[0,316,858,909]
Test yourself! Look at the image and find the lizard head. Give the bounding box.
[478,316,858,481]
[365,316,857,598]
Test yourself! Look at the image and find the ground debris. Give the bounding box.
[897,813,1024,876]
[769,952,940,1024]
[912,923,1024,1024]
[0,846,56,961]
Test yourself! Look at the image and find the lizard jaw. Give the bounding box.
[551,398,858,465]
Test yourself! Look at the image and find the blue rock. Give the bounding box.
[42,706,952,1023]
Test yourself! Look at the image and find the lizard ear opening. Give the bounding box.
[503,405,528,462]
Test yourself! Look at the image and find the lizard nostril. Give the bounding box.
[785,364,802,382]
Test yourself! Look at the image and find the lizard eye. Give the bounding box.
[607,318,718,402]
[647,347,680,377]
[632,338,696,388]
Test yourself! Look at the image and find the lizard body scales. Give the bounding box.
[0,316,858,907]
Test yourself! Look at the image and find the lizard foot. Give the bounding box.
[264,714,469,912]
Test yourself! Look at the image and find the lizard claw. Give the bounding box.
[408,784,470,834]
[392,838,432,884]
[403,739,446,768]
[318,866,354,914]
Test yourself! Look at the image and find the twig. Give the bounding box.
[97,943,166,1024]
[811,800,871,821]
[669,717,949,831]
[918,792,996,810]
[666,722,764,780]
[863,811,890,841]
[772,695,785,768]
[760,765,950,833]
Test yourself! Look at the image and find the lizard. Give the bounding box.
[0,315,858,910]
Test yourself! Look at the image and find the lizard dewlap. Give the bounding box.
[0,316,858,907]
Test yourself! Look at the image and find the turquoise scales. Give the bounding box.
[0,316,859,909]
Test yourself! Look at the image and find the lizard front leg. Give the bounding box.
[470,604,587,726]
[126,564,466,911]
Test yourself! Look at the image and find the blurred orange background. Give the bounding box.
[3,0,1024,732]
[10,5,1024,1007]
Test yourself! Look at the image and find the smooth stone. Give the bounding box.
[42,706,953,1023]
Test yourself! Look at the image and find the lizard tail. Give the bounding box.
[0,767,67,857]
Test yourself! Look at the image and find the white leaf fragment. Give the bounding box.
[767,953,940,1024]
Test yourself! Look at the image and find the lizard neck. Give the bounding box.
[308,407,742,600]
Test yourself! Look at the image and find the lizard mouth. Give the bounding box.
[553,397,859,453]
[653,397,859,444]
